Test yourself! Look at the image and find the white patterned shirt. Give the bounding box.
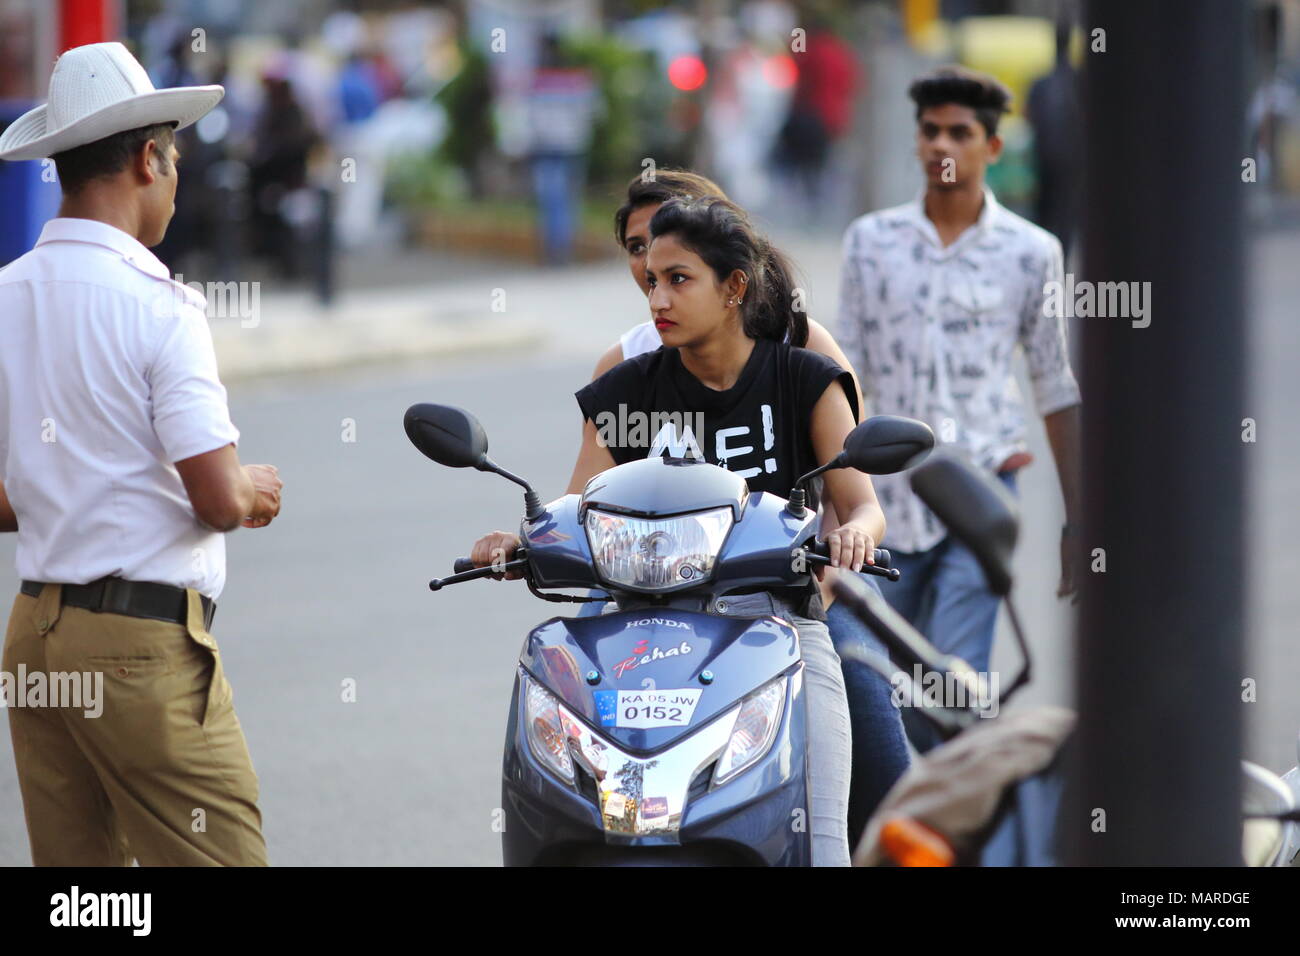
[837,187,1080,552]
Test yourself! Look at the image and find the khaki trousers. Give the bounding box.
[3,584,267,866]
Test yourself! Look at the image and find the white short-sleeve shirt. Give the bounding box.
[836,188,1081,552]
[0,218,240,599]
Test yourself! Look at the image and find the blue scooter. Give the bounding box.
[404,403,934,865]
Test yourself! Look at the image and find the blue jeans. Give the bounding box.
[885,469,1018,753]
[530,153,583,265]
[979,768,1065,866]
[824,571,913,848]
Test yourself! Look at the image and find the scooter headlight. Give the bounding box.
[585,506,732,592]
[522,674,574,783]
[713,676,788,786]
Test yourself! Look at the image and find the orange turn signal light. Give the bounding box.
[880,816,956,867]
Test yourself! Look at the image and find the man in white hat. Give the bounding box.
[0,42,280,865]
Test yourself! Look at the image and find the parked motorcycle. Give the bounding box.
[833,451,1300,867]
[403,402,933,865]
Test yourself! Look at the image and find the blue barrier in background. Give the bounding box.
[0,100,61,267]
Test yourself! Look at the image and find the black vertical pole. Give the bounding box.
[314,185,335,307]
[1066,0,1248,865]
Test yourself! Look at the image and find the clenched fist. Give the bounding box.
[242,464,282,528]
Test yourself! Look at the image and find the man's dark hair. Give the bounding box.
[52,122,176,194]
[908,66,1012,138]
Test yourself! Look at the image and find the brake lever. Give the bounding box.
[429,558,529,591]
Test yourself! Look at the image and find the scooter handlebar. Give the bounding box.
[448,546,897,585]
[808,540,891,567]
[431,556,529,591]
[806,541,897,580]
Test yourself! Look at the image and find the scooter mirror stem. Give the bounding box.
[477,455,544,521]
[785,454,847,517]
[998,599,1033,705]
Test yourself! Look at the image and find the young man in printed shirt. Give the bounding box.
[837,66,1083,750]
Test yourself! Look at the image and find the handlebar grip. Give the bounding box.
[810,540,892,569]
[453,557,476,574]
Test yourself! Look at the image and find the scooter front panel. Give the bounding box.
[522,607,799,755]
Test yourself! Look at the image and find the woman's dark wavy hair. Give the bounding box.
[649,196,808,348]
[613,168,727,248]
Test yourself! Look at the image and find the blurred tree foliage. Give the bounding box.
[434,40,494,198]
[559,32,659,192]
[385,149,462,210]
[428,31,677,204]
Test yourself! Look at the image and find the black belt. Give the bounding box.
[20,577,216,631]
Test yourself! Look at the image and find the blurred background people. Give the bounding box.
[772,10,858,222]
[248,63,319,278]
[1025,18,1081,261]
[526,33,596,266]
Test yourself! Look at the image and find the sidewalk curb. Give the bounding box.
[212,314,545,381]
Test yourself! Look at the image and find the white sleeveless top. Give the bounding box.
[619,321,663,359]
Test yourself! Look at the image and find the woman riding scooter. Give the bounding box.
[470,196,884,865]
[586,169,912,845]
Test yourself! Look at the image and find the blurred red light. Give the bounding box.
[668,55,707,91]
[763,54,798,89]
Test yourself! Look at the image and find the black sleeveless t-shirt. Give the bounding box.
[575,339,858,617]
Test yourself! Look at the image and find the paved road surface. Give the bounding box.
[0,229,1295,865]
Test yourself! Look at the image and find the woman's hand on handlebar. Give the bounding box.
[818,520,877,578]
[470,531,525,580]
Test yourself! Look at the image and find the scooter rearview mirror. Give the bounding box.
[910,452,1019,597]
[404,403,489,469]
[403,402,545,521]
[841,415,936,475]
[786,415,935,518]
[911,453,1036,705]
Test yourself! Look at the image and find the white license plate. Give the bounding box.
[613,689,703,728]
